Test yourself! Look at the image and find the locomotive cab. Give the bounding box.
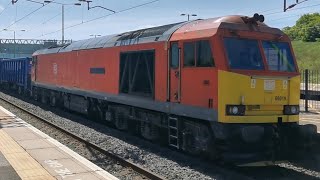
[212,16,316,165]
[220,31,299,124]
[165,15,316,165]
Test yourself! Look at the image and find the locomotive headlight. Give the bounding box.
[283,105,300,115]
[291,106,297,114]
[226,105,245,116]
[232,107,239,114]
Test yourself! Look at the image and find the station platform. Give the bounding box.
[0,106,118,180]
[0,150,20,180]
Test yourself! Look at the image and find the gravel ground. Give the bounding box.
[0,97,145,180]
[0,91,245,180]
[1,91,320,180]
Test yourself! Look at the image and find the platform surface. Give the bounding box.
[0,150,21,180]
[0,106,118,180]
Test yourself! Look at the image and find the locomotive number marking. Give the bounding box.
[53,63,58,75]
[275,96,287,101]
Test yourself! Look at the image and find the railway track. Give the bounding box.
[2,91,320,180]
[0,96,165,180]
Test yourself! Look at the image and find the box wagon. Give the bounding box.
[0,57,32,94]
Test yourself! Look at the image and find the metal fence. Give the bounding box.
[0,39,72,59]
[300,69,320,112]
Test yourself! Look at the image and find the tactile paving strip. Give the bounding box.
[0,130,55,180]
[0,106,118,180]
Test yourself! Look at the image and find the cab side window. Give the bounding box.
[183,40,214,67]
[170,43,179,68]
[183,42,195,67]
[197,41,214,67]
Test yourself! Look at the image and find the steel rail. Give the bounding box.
[0,96,165,180]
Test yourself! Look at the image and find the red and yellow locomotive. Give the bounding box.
[31,14,316,165]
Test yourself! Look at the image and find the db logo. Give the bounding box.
[53,63,58,75]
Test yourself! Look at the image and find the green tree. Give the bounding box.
[283,13,320,42]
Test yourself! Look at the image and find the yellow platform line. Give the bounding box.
[0,130,55,180]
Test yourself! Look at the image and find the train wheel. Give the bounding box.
[140,122,159,141]
[114,112,128,130]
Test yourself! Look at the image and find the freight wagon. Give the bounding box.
[0,57,31,94]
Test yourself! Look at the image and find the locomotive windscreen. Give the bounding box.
[262,41,296,72]
[224,37,264,70]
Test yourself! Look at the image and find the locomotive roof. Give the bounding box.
[33,22,187,56]
[33,15,283,56]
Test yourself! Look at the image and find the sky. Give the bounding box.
[0,0,319,41]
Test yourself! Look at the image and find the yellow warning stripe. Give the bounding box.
[0,130,55,180]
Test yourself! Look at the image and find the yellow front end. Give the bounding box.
[218,70,300,123]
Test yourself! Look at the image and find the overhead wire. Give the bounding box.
[264,1,320,29]
[42,6,73,24]
[34,0,160,38]
[270,14,302,22]
[25,0,44,5]
[264,1,320,27]
[288,2,320,11]
[0,1,12,17]
[27,6,73,38]
[253,0,308,15]
[259,7,281,14]
[0,0,54,32]
[270,8,320,22]
[13,0,319,39]
[79,0,159,25]
[265,2,320,16]
[42,12,63,24]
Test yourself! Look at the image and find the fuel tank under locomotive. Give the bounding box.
[211,122,317,165]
